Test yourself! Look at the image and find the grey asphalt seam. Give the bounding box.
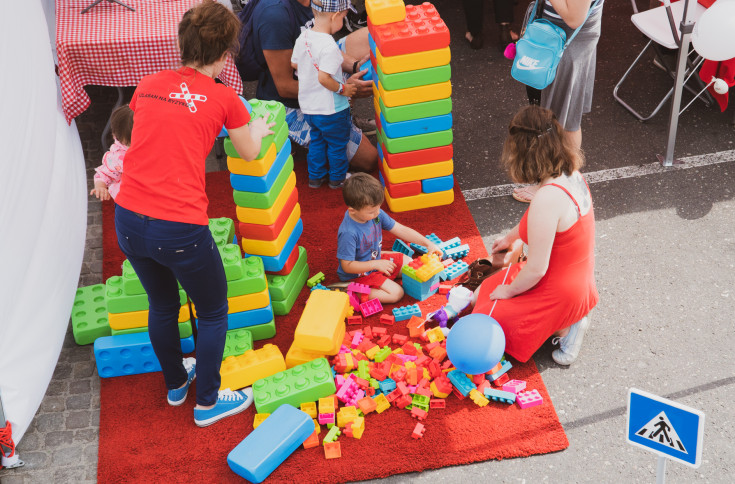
[461,149,735,201]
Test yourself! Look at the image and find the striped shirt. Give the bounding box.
[543,0,604,22]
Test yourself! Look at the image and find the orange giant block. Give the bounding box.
[293,290,349,355]
[220,344,286,390]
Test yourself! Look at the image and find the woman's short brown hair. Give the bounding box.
[343,173,385,209]
[178,2,240,67]
[501,105,583,184]
[110,105,134,146]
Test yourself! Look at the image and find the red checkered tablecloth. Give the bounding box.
[56,0,244,123]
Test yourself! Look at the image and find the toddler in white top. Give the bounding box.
[90,105,134,201]
[291,0,357,189]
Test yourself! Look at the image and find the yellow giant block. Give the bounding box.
[236,180,296,225]
[293,290,349,354]
[108,304,189,330]
[375,45,450,74]
[285,342,326,368]
[220,344,286,390]
[240,203,301,256]
[227,142,276,177]
[365,0,406,25]
[384,187,454,212]
[378,80,451,108]
[192,287,270,317]
[381,159,453,184]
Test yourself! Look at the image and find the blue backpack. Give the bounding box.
[235,0,297,82]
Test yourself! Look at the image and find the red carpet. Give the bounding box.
[98,162,568,483]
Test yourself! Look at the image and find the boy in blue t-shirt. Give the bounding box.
[336,173,440,303]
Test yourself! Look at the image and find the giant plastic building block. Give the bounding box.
[209,217,236,248]
[105,275,186,314]
[365,0,406,26]
[218,244,245,281]
[222,303,275,330]
[94,333,195,378]
[71,284,111,345]
[293,290,349,354]
[223,328,253,360]
[227,123,289,176]
[234,166,295,212]
[378,95,452,125]
[226,256,268,298]
[380,155,452,185]
[120,259,145,295]
[379,143,453,172]
[239,199,300,246]
[392,304,421,321]
[368,3,449,56]
[377,80,452,108]
[107,304,189,330]
[284,343,325,368]
[376,63,451,91]
[112,320,192,339]
[243,219,304,273]
[225,120,289,163]
[219,96,254,137]
[224,99,287,158]
[192,287,270,317]
[516,389,543,409]
[384,187,454,212]
[220,344,286,391]
[422,174,454,194]
[267,246,308,301]
[230,141,292,194]
[227,404,313,483]
[240,205,300,257]
[370,36,451,74]
[440,259,468,281]
[377,123,453,155]
[378,169,422,198]
[379,111,452,139]
[253,358,337,413]
[247,318,277,341]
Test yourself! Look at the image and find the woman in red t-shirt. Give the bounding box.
[114,2,273,427]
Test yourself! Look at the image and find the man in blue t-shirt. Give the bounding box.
[251,0,378,173]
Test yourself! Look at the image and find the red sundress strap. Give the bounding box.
[547,183,581,216]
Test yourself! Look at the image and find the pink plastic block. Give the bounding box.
[351,333,364,348]
[503,379,527,394]
[410,407,428,421]
[360,298,383,317]
[348,292,361,313]
[411,422,425,439]
[395,353,417,363]
[336,379,359,404]
[318,412,335,425]
[347,282,371,295]
[516,389,543,409]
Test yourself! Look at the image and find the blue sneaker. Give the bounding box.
[167,357,196,406]
[194,388,253,427]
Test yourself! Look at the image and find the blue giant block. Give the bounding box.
[94,333,195,378]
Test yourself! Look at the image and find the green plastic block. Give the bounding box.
[227,256,267,298]
[105,276,186,314]
[250,98,287,127]
[378,126,453,154]
[219,244,244,281]
[271,254,309,316]
[379,96,452,124]
[358,360,370,380]
[402,265,417,281]
[121,260,145,295]
[248,318,276,341]
[252,357,337,414]
[323,426,341,443]
[306,271,325,288]
[266,246,308,301]
[412,394,430,408]
[71,284,111,345]
[111,320,193,339]
[232,156,294,209]
[209,217,235,248]
[223,328,253,360]
[374,347,392,363]
[224,99,288,159]
[376,63,451,91]
[370,378,380,389]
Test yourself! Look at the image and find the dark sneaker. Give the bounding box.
[309,176,328,188]
[329,179,346,189]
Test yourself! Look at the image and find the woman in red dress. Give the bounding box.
[472,105,599,365]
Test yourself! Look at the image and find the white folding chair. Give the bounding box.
[614,0,712,121]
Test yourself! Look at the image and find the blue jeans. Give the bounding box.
[303,108,351,182]
[115,205,228,406]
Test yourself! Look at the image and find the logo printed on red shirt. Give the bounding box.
[169,82,207,113]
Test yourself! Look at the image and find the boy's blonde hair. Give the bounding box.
[342,173,384,210]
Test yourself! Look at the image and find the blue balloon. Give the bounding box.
[446,314,506,375]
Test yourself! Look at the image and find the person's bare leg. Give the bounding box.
[565,128,582,152]
[344,27,370,62]
[369,278,404,303]
[349,133,378,173]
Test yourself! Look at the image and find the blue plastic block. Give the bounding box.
[447,369,475,397]
[421,174,454,194]
[218,97,253,137]
[440,260,469,281]
[445,244,470,261]
[195,303,274,330]
[359,60,373,81]
[437,237,461,251]
[391,239,414,258]
[94,333,195,378]
[425,233,443,245]
[243,219,303,272]
[379,112,453,139]
[486,359,513,382]
[402,273,440,301]
[409,243,427,256]
[230,140,292,193]
[227,405,313,483]
[369,33,376,57]
[484,388,517,404]
[310,283,329,291]
[392,304,421,322]
[378,378,396,395]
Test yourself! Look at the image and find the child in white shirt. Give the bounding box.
[90,105,133,201]
[291,0,357,189]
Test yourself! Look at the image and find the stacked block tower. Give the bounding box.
[366,0,454,212]
[224,99,309,316]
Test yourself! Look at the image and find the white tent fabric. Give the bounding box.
[0,0,87,446]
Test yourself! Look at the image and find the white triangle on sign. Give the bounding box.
[635,411,687,453]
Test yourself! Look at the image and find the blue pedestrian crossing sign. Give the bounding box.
[627,388,704,468]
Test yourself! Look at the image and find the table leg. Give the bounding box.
[101,87,124,151]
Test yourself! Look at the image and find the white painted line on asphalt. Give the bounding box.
[461,149,735,202]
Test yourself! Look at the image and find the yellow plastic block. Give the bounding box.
[107,304,189,330]
[415,254,444,281]
[285,343,326,368]
[426,326,445,343]
[375,44,451,74]
[235,178,296,225]
[384,187,454,212]
[350,416,365,438]
[365,345,380,360]
[337,406,359,428]
[430,380,450,398]
[227,142,277,177]
[374,393,390,413]
[301,402,317,419]
[313,418,321,434]
[219,344,286,390]
[373,92,381,117]
[253,413,270,429]
[293,290,349,354]
[191,287,270,318]
[404,361,416,369]
[469,389,489,407]
[319,396,335,415]
[378,80,451,108]
[365,0,406,25]
[381,158,453,184]
[240,203,301,256]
